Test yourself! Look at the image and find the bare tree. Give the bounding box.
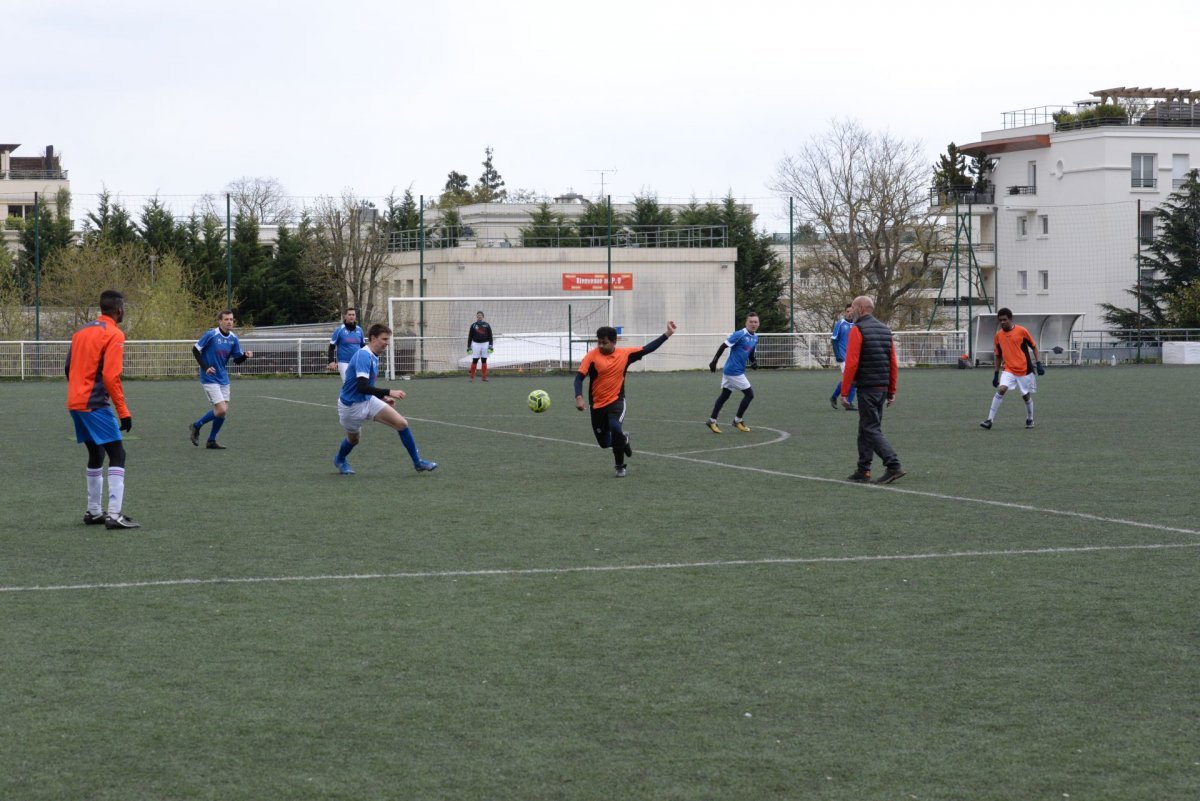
[200,177,296,225]
[771,119,949,328]
[309,191,389,324]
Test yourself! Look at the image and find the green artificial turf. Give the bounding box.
[1,366,1197,799]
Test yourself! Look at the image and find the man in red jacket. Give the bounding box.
[839,295,906,485]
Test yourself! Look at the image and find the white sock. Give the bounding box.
[107,467,125,516]
[1024,398,1034,419]
[86,468,103,514]
[988,393,1004,420]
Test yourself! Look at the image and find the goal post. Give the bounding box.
[385,295,613,378]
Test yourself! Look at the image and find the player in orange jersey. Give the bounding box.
[64,289,139,529]
[980,308,1044,430]
[574,321,677,477]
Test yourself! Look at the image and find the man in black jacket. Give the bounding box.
[839,296,906,484]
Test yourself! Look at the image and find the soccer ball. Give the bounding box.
[528,389,550,413]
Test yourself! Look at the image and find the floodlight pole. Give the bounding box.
[606,195,612,314]
[225,193,233,310]
[788,196,794,333]
[419,195,426,371]
[33,191,40,342]
[1136,198,1142,363]
[966,200,973,361]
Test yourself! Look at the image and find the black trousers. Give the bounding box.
[856,387,900,472]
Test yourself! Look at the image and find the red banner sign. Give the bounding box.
[562,273,633,291]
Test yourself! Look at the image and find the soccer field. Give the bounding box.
[2,366,1198,800]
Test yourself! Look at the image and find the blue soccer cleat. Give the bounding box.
[334,456,355,475]
[414,459,438,472]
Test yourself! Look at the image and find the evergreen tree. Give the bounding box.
[230,213,268,319]
[138,197,182,257]
[15,189,74,303]
[968,152,996,191]
[437,208,462,247]
[519,202,579,247]
[239,220,324,326]
[626,195,675,245]
[1102,169,1200,329]
[576,198,624,246]
[473,146,507,203]
[440,171,472,208]
[81,189,139,248]
[175,213,229,295]
[384,189,422,251]
[932,142,971,193]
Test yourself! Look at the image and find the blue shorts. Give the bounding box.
[70,409,122,445]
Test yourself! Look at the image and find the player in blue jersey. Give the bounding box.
[705,311,759,433]
[327,307,364,380]
[333,322,438,476]
[188,310,253,449]
[830,303,858,410]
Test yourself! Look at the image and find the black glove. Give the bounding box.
[119,416,133,432]
[992,371,1000,388]
[749,359,758,370]
[1035,361,1045,376]
[708,361,717,372]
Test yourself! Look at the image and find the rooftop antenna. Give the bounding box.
[587,167,618,198]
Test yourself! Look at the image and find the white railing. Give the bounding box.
[1,331,968,379]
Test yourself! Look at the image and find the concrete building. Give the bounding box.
[1,145,69,248]
[949,87,1200,333]
[1,144,68,218]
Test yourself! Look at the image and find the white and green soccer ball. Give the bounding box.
[527,389,551,413]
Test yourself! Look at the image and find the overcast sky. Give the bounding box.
[9,0,1197,229]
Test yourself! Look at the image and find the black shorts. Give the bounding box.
[589,398,626,448]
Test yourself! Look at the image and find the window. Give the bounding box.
[1173,154,1190,188]
[1038,270,1049,292]
[1017,270,1028,292]
[1017,216,1028,237]
[1027,161,1037,190]
[1039,215,1049,235]
[1131,153,1156,188]
[1139,212,1155,245]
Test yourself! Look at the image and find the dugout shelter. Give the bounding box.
[971,312,1083,366]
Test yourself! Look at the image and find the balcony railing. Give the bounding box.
[1172,178,1187,188]
[1007,185,1037,195]
[0,169,69,180]
[385,224,729,252]
[929,185,995,207]
[1131,177,1157,189]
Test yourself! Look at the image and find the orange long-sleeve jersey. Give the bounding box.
[65,314,130,418]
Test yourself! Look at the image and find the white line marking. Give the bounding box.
[3,543,1197,594]
[255,395,1200,537]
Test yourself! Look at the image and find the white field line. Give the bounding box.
[3,543,1198,594]
[258,396,1200,539]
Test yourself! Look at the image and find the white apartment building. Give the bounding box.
[1,144,69,218]
[951,87,1200,332]
[1,144,70,252]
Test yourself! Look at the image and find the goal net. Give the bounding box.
[385,295,613,378]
